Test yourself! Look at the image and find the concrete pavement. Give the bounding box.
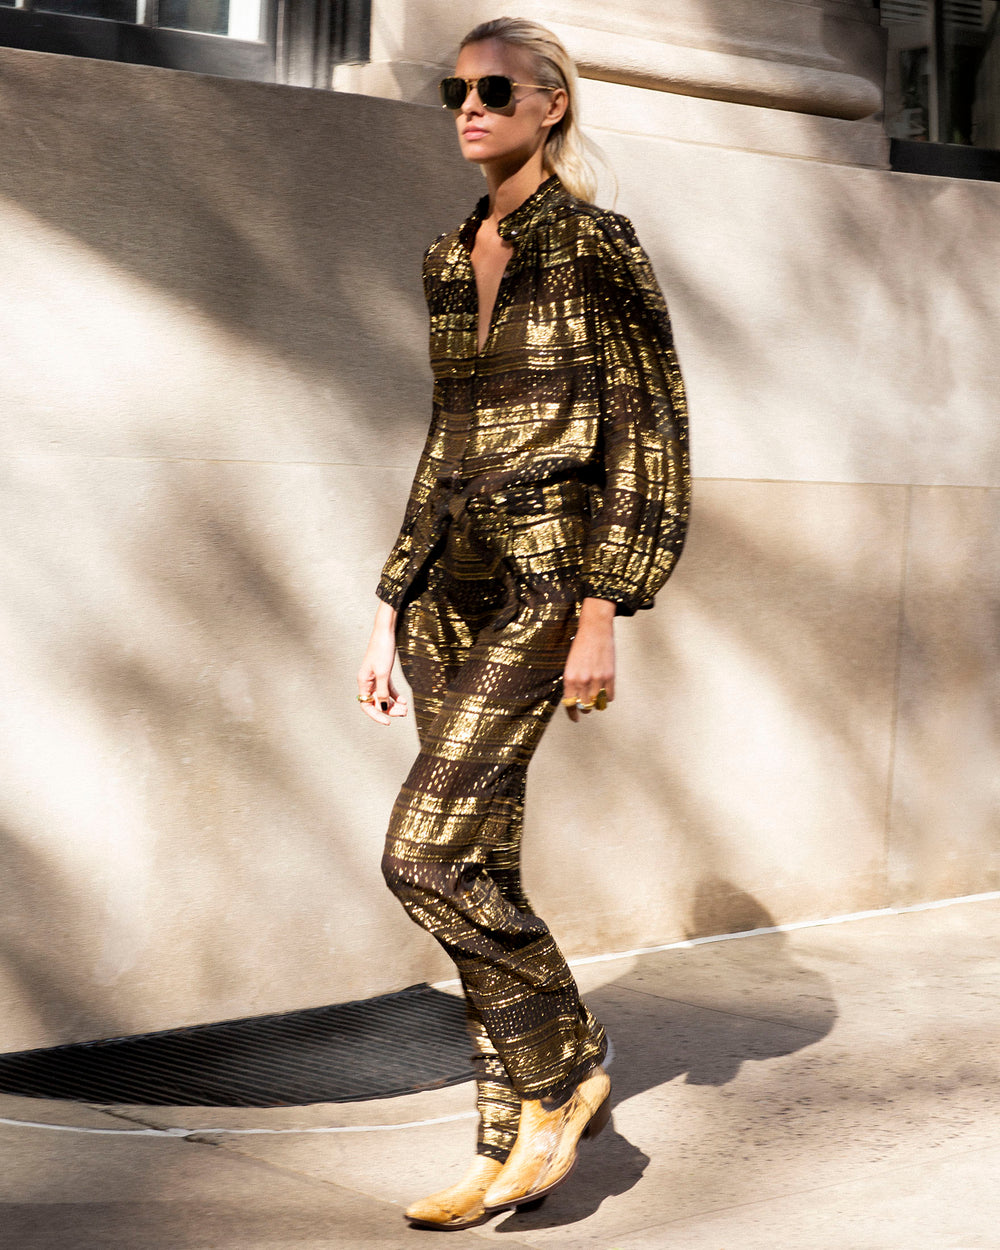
[2,896,999,1249]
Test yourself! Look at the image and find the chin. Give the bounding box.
[460,142,493,162]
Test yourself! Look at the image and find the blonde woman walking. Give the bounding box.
[357,16,690,1231]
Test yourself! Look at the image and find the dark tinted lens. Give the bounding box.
[479,75,514,108]
[439,77,468,109]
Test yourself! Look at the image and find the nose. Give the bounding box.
[460,83,485,115]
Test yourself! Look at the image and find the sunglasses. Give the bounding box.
[439,75,557,111]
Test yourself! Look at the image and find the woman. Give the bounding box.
[357,16,690,1231]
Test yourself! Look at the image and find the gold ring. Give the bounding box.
[561,696,577,708]
[595,688,608,711]
[356,693,375,704]
[576,698,597,712]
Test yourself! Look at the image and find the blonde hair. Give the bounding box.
[459,16,600,203]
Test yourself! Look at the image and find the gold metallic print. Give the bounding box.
[377,177,690,1163]
[377,174,689,618]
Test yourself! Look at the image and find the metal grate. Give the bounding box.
[0,984,473,1107]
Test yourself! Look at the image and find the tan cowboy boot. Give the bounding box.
[482,1066,611,1210]
[404,1155,504,1230]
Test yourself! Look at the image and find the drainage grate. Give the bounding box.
[0,984,474,1107]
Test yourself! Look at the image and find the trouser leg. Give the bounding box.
[464,767,527,1163]
[394,587,523,1160]
[384,595,606,1107]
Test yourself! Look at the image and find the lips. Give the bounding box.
[463,127,489,140]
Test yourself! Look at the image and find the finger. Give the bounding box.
[578,687,600,714]
[374,680,392,716]
[564,702,580,723]
[362,698,392,725]
[356,677,379,717]
[388,695,408,718]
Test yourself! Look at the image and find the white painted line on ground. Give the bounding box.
[0,1111,477,1138]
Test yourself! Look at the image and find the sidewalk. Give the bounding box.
[2,897,998,1249]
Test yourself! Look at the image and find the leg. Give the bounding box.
[384,596,606,1104]
[396,583,524,1165]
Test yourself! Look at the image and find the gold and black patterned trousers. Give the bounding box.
[382,481,607,1164]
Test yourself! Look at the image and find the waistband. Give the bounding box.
[433,460,595,510]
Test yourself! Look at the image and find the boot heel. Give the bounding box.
[582,1093,611,1140]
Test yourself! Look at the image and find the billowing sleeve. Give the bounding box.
[374,396,446,609]
[579,214,691,615]
[375,244,448,609]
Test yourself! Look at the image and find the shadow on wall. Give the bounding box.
[527,472,907,951]
[0,52,463,409]
[0,41,995,1053]
[0,51,485,1046]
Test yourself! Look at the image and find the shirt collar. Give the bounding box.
[459,175,566,249]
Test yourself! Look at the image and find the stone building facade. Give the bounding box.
[0,2,997,1048]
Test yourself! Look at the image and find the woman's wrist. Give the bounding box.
[373,600,398,633]
[578,596,616,625]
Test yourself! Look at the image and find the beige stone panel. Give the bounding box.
[523,480,906,955]
[0,455,451,1051]
[888,487,1000,902]
[598,129,1000,488]
[0,470,908,1048]
[0,49,481,467]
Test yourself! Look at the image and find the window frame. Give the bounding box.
[878,0,1000,179]
[0,0,370,86]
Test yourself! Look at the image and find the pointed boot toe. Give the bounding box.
[404,1155,504,1230]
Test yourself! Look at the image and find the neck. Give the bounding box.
[483,150,550,224]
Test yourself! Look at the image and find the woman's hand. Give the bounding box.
[562,597,616,722]
[357,601,408,725]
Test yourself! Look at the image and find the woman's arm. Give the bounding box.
[562,216,690,722]
[578,215,691,616]
[357,600,408,725]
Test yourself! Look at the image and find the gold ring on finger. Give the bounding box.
[576,698,597,712]
[595,688,608,711]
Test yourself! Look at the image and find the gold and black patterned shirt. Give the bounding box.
[377,175,690,617]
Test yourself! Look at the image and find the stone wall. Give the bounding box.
[0,43,997,1050]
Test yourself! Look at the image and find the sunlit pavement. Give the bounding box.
[2,896,998,1249]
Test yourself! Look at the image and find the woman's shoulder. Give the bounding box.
[422,223,464,270]
[548,193,642,260]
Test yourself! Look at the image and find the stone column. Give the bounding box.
[334,0,884,118]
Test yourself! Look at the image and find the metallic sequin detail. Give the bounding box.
[378,176,689,1162]
[377,174,690,618]
[383,504,606,1155]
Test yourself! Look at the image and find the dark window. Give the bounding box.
[0,0,370,86]
[879,0,1000,178]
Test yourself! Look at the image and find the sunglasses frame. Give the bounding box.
[439,75,557,111]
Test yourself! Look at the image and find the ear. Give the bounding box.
[542,87,568,132]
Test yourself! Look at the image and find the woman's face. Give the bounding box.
[451,38,566,169]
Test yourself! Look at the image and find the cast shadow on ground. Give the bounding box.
[491,884,838,1233]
